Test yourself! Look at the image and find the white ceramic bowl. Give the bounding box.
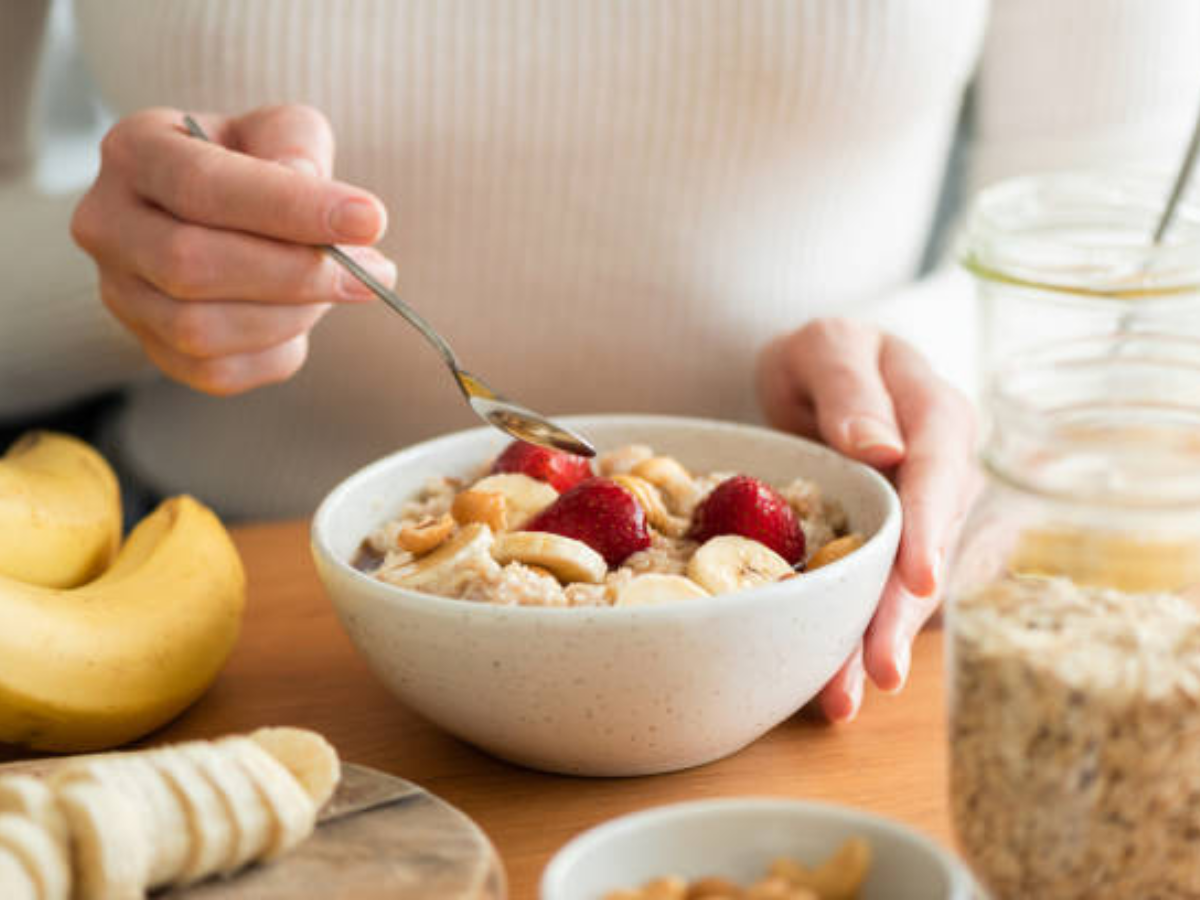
[312,415,901,776]
[541,799,977,900]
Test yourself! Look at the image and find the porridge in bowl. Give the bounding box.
[355,440,862,607]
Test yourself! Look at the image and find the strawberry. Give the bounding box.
[524,478,651,567]
[688,475,806,565]
[491,440,594,493]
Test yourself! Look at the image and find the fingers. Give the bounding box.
[760,319,905,468]
[104,276,314,396]
[231,104,336,178]
[881,336,978,598]
[144,333,312,396]
[109,107,386,245]
[101,272,333,361]
[90,197,396,305]
[861,570,939,693]
[756,336,820,438]
[814,643,866,723]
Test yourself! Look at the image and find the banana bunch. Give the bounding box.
[0,727,338,900]
[0,433,246,752]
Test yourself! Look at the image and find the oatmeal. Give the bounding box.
[359,442,860,607]
[950,575,1200,899]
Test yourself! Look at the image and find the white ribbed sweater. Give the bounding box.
[2,0,1199,518]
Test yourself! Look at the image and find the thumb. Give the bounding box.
[232,104,336,178]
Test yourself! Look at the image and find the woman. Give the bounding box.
[3,0,1197,721]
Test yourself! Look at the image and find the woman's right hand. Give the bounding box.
[71,104,396,395]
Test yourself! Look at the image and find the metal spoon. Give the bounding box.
[181,115,595,458]
[1152,98,1200,245]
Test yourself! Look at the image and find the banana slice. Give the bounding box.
[179,742,272,874]
[468,474,558,529]
[614,574,710,607]
[384,522,495,591]
[115,757,191,889]
[0,775,68,844]
[57,779,150,900]
[149,750,236,885]
[687,535,793,596]
[0,813,69,900]
[249,727,341,810]
[491,532,607,584]
[631,456,698,513]
[0,845,37,900]
[220,738,316,861]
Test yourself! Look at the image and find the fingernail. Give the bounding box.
[330,198,383,242]
[278,156,321,178]
[845,672,865,722]
[919,550,945,599]
[884,641,912,694]
[337,253,397,300]
[846,417,904,455]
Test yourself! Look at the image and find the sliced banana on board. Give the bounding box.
[0,844,37,900]
[491,532,607,584]
[179,742,272,874]
[614,574,710,607]
[0,775,68,843]
[250,727,341,810]
[51,756,186,889]
[0,813,70,900]
[57,779,151,900]
[468,474,558,528]
[384,522,495,590]
[149,751,236,885]
[687,535,793,596]
[114,756,192,889]
[220,739,316,861]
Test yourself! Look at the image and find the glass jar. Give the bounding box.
[945,334,1200,900]
[960,170,1200,375]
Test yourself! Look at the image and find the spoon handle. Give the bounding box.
[181,115,460,373]
[1153,97,1200,244]
[321,244,459,371]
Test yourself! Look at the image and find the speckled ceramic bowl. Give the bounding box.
[541,798,977,900]
[312,415,901,776]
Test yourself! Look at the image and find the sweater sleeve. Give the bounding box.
[859,0,1200,401]
[0,0,150,421]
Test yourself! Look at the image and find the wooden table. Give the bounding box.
[4,521,954,899]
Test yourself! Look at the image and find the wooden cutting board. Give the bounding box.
[1,759,506,899]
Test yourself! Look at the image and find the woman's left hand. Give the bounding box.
[757,318,978,722]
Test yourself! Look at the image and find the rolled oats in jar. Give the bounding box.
[946,336,1200,900]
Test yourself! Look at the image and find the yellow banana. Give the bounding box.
[0,495,245,752]
[0,432,122,588]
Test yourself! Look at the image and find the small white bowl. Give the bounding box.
[541,799,977,900]
[312,415,901,776]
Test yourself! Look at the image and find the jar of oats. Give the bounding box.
[960,170,1200,376]
[946,335,1200,900]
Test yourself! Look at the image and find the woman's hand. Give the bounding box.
[757,318,978,722]
[71,105,396,395]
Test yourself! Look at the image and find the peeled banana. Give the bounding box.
[0,433,121,589]
[0,495,246,752]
